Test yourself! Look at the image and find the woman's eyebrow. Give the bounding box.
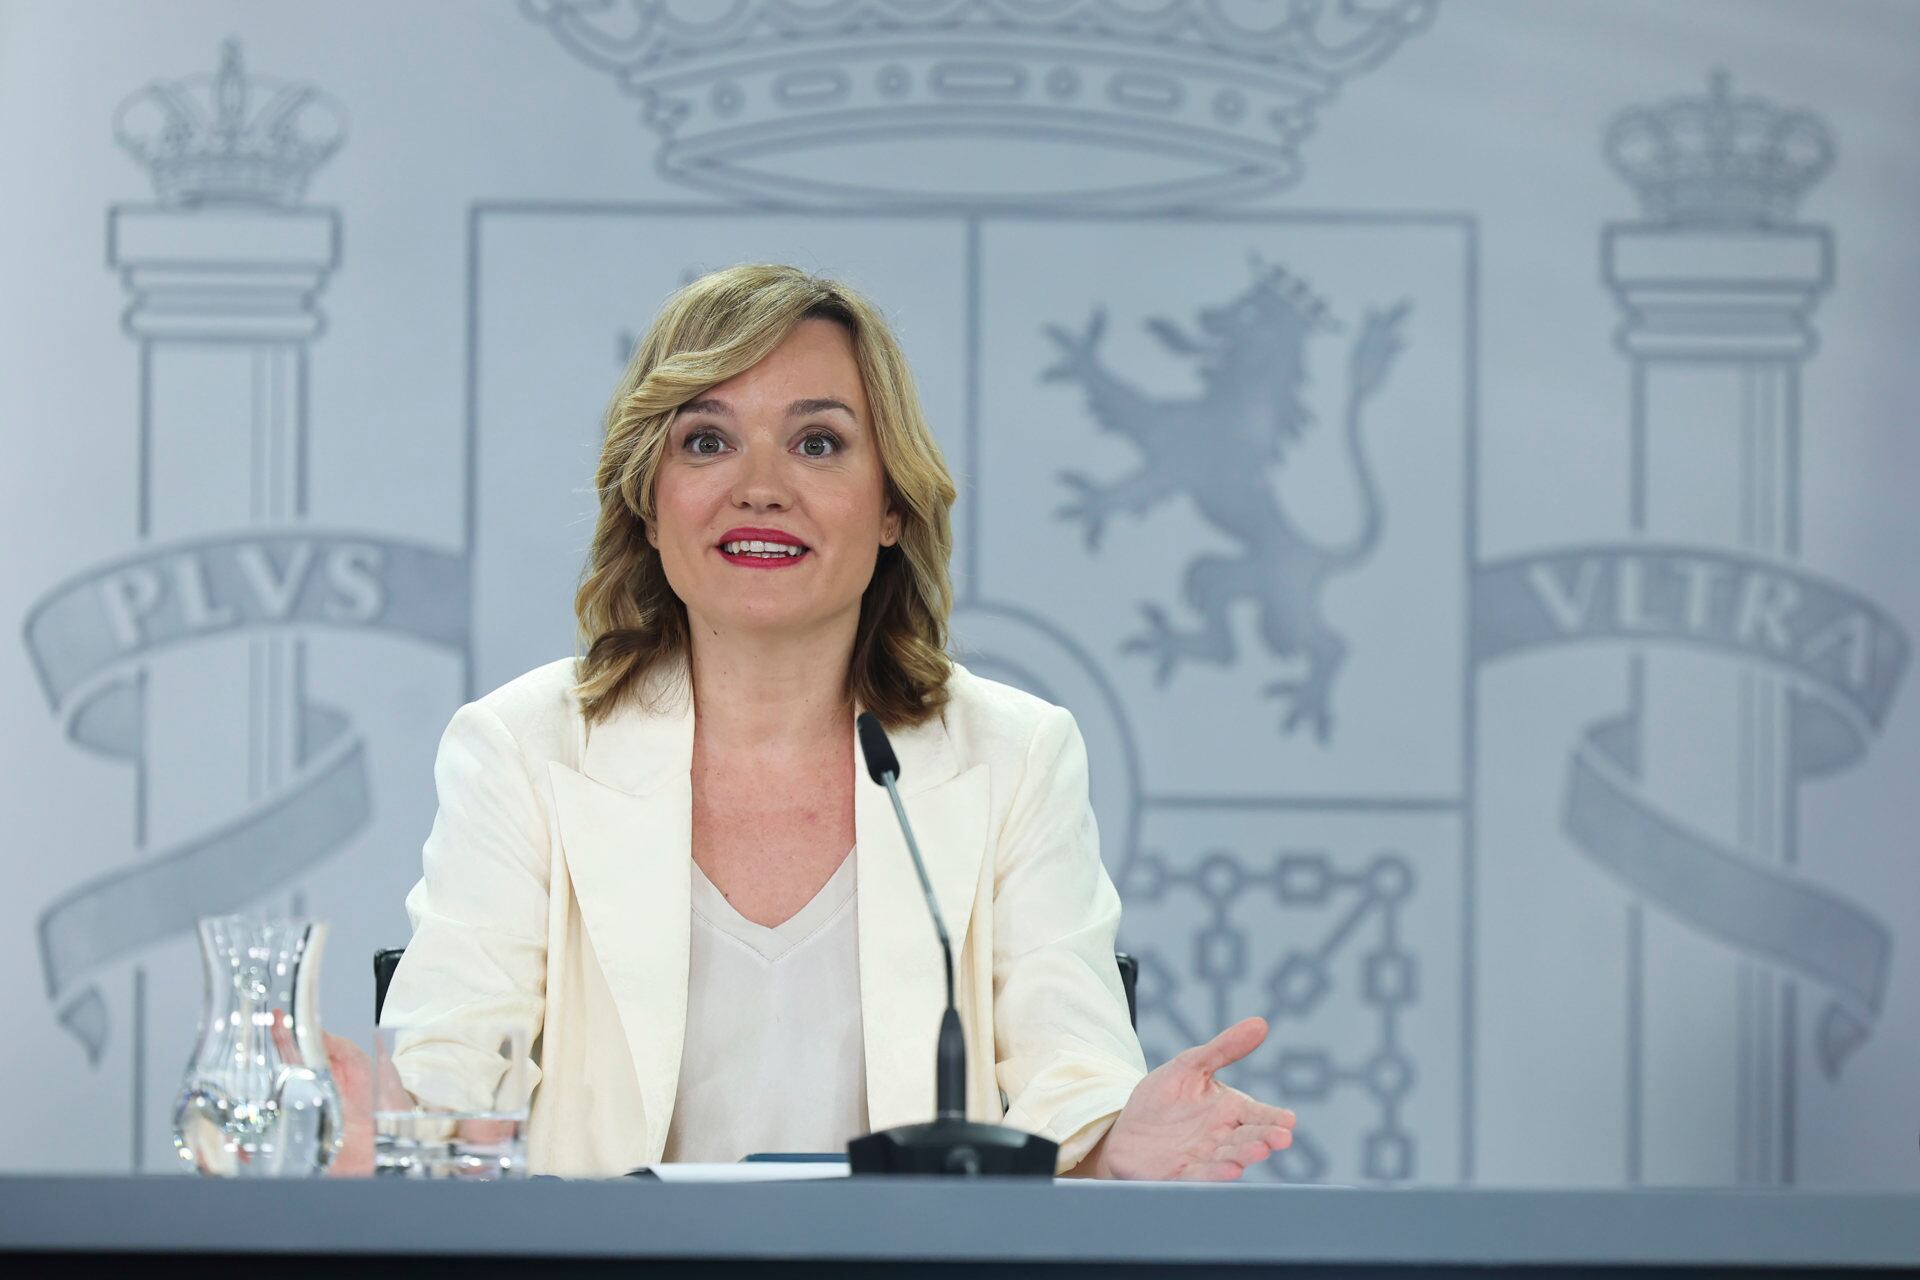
[676,396,856,419]
[787,397,857,419]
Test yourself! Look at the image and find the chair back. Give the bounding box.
[373,947,405,1022]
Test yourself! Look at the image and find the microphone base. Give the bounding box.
[847,1119,1058,1177]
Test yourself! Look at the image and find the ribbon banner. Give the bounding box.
[1473,543,1909,1077]
[24,531,469,1061]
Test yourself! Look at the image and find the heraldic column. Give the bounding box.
[107,41,343,1165]
[1603,73,1832,1186]
[108,213,339,827]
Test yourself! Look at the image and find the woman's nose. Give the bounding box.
[730,446,790,510]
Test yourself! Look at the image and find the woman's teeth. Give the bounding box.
[721,540,806,557]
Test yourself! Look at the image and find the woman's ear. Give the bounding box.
[881,507,901,548]
[644,520,658,550]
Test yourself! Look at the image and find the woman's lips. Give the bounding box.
[715,544,811,569]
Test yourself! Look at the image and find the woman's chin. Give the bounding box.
[704,602,850,640]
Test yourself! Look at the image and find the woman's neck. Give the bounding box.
[685,617,856,757]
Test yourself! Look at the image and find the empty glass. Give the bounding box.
[173,914,343,1176]
[373,1024,531,1179]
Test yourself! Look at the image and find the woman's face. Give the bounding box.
[649,317,901,645]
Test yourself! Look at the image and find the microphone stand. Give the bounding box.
[846,713,1058,1177]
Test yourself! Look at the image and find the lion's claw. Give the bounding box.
[1263,678,1333,743]
[1055,471,1110,551]
[1122,604,1189,687]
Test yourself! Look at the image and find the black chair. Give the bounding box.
[1115,951,1138,1027]
[376,946,1140,1028]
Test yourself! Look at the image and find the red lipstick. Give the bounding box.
[718,527,807,547]
[715,526,811,569]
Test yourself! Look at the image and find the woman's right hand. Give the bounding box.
[1085,1016,1294,1181]
[325,1032,375,1177]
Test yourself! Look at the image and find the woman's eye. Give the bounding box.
[798,432,839,458]
[686,430,725,455]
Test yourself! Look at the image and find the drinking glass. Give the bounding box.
[373,1024,531,1179]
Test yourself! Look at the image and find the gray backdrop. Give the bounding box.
[2,0,1915,1189]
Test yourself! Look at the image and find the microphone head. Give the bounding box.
[856,711,901,785]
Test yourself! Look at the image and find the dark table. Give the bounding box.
[2,1175,1917,1277]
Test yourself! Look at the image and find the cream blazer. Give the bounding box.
[380,656,1148,1177]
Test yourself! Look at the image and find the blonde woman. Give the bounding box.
[334,264,1295,1179]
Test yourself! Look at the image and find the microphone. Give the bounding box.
[856,713,966,1120]
[846,712,1057,1177]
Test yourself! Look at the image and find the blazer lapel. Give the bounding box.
[856,712,991,1132]
[546,667,995,1148]
[547,669,695,1162]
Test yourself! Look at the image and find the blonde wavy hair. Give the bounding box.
[573,264,957,728]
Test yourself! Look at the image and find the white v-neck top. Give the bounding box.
[660,851,868,1163]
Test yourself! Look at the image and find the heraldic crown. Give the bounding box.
[1605,70,1834,229]
[523,0,1436,208]
[114,39,345,207]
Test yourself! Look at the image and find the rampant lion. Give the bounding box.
[1045,259,1408,742]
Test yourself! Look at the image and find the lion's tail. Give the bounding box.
[1325,302,1409,569]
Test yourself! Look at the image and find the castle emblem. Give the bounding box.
[1046,263,1408,740]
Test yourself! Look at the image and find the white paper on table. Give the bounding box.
[640,1161,851,1182]
[1051,1178,1357,1188]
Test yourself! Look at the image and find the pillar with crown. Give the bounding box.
[1602,72,1834,1186]
[107,40,344,1166]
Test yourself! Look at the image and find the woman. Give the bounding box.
[331,264,1295,1179]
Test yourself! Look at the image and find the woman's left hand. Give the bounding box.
[1084,1016,1295,1181]
[324,1031,377,1177]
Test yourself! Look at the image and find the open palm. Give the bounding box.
[1091,1016,1295,1181]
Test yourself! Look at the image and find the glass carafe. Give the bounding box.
[173,914,343,1176]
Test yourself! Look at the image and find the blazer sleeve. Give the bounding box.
[380,700,550,1113]
[991,704,1148,1172]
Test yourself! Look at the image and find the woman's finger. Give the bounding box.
[1235,1099,1297,1132]
[1212,1137,1273,1168]
[1212,1122,1292,1167]
[1175,1159,1247,1182]
[1222,1122,1292,1152]
[1176,1016,1269,1076]
[455,1117,518,1144]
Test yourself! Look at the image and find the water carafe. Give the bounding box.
[173,914,343,1176]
